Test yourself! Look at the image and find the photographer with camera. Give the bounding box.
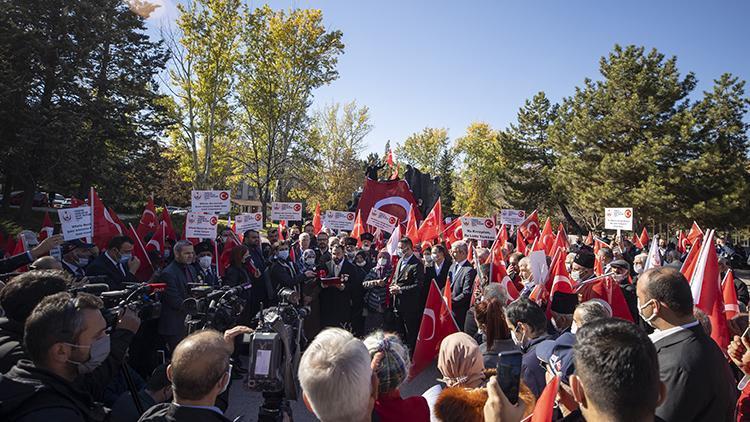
[0,270,69,372]
[158,241,196,352]
[138,326,252,422]
[0,291,141,421]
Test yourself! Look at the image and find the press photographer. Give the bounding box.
[0,270,69,372]
[0,291,141,421]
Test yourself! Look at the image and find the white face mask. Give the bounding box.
[634,264,644,274]
[305,258,316,267]
[571,321,579,334]
[199,256,212,270]
[356,261,366,267]
[378,258,389,266]
[638,298,657,327]
[66,334,110,374]
[277,250,289,260]
[362,245,371,252]
[570,271,581,282]
[613,272,628,282]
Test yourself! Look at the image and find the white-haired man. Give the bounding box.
[299,328,378,422]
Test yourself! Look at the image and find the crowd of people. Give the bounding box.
[0,218,748,421]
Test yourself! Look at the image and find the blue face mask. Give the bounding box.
[119,253,132,264]
[277,250,289,261]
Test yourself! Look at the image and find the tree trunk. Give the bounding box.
[18,178,35,224]
[557,200,584,235]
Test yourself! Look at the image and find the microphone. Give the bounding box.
[71,283,112,295]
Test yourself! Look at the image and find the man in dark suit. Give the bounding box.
[426,244,451,290]
[158,240,196,352]
[388,237,424,351]
[448,240,476,331]
[193,240,219,287]
[86,235,140,289]
[319,244,359,331]
[138,328,251,422]
[637,266,735,421]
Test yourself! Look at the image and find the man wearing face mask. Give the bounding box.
[636,267,735,421]
[61,240,96,278]
[343,237,359,265]
[192,241,218,287]
[570,251,595,285]
[505,298,551,398]
[0,291,141,421]
[138,327,252,422]
[609,259,639,325]
[360,233,376,262]
[86,236,140,289]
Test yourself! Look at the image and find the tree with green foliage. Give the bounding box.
[0,0,168,217]
[163,0,241,190]
[290,101,372,211]
[454,122,507,215]
[436,148,456,215]
[396,127,450,175]
[232,5,344,225]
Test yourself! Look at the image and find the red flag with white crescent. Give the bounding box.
[356,178,421,232]
[688,230,729,350]
[136,198,158,241]
[722,270,740,320]
[518,210,541,243]
[409,280,459,379]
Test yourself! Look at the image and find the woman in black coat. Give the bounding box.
[268,241,316,304]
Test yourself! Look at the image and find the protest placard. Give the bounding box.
[185,212,219,239]
[500,209,526,226]
[460,216,497,241]
[366,208,399,234]
[58,207,92,240]
[191,190,231,214]
[604,208,634,231]
[325,211,356,231]
[235,212,263,233]
[271,202,302,221]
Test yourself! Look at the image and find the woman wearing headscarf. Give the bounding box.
[364,331,430,422]
[363,249,393,334]
[300,248,322,339]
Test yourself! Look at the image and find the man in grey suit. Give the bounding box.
[448,240,476,331]
[158,240,197,352]
[636,266,735,422]
[388,237,424,351]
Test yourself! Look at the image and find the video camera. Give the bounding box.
[244,287,309,421]
[183,283,248,334]
[70,280,164,328]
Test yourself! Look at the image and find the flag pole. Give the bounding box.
[88,187,94,244]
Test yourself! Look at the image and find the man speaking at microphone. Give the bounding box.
[159,241,197,352]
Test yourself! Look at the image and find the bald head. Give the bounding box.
[30,256,63,271]
[169,330,231,401]
[638,267,694,317]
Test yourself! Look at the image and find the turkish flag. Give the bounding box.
[405,206,420,244]
[350,210,365,246]
[550,223,569,257]
[136,198,158,241]
[577,276,634,321]
[312,203,323,235]
[680,237,702,280]
[632,233,644,250]
[489,251,520,301]
[584,231,593,246]
[146,221,166,255]
[687,222,703,246]
[38,212,54,240]
[356,178,421,232]
[532,375,560,422]
[497,223,508,248]
[4,236,16,259]
[161,206,177,241]
[516,227,527,255]
[127,224,154,281]
[442,277,452,312]
[219,235,241,278]
[677,230,687,254]
[688,229,729,350]
[639,227,650,249]
[723,270,740,320]
[409,280,459,379]
[546,249,576,312]
[540,218,554,255]
[417,198,443,243]
[91,188,123,250]
[11,234,29,272]
[518,210,541,243]
[442,217,463,248]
